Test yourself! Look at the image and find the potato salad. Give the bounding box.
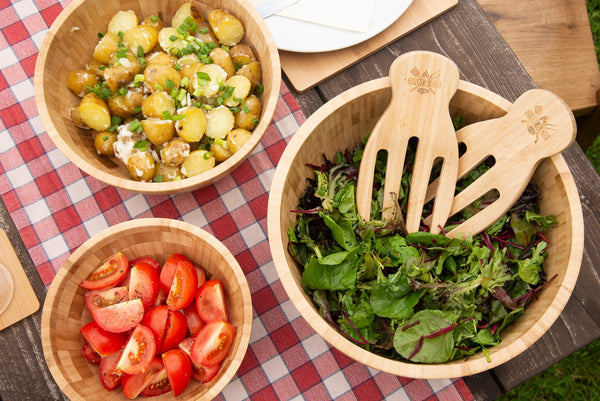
[67,3,263,182]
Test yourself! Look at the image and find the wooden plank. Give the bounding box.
[280,0,458,92]
[478,0,600,115]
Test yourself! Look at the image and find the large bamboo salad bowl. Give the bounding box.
[267,77,584,379]
[34,0,281,194]
[42,218,253,400]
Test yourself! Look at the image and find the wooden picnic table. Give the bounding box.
[0,0,599,400]
[289,0,600,399]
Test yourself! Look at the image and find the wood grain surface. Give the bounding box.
[291,0,600,398]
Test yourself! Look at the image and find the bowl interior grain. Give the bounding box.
[34,0,281,194]
[267,78,584,379]
[41,218,253,401]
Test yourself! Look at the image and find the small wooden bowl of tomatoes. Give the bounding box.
[41,218,252,400]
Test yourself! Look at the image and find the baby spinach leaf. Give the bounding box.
[301,255,357,290]
[320,212,357,250]
[393,310,459,363]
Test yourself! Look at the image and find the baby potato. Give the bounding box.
[126,151,156,182]
[181,150,215,177]
[67,69,100,97]
[69,106,89,129]
[206,105,234,139]
[146,51,178,67]
[141,14,164,31]
[104,51,141,92]
[180,62,203,85]
[78,93,111,131]
[107,10,138,36]
[144,63,181,93]
[210,139,232,162]
[229,43,256,67]
[141,91,176,119]
[209,47,235,78]
[194,22,218,45]
[222,75,251,107]
[141,118,175,145]
[108,86,144,118]
[172,3,204,32]
[85,59,106,78]
[208,9,244,46]
[176,106,207,142]
[227,128,252,154]
[158,27,185,55]
[236,61,261,89]
[192,64,227,97]
[93,32,120,64]
[161,137,190,166]
[154,162,183,182]
[235,94,261,130]
[123,24,158,55]
[94,131,118,156]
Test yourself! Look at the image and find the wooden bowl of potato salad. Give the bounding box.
[35,0,281,194]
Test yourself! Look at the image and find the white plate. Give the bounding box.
[264,0,414,53]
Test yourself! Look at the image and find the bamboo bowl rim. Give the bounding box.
[34,0,281,195]
[267,78,584,379]
[41,218,253,400]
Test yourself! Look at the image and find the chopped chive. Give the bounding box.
[216,96,224,105]
[243,104,250,113]
[154,174,163,182]
[165,78,175,89]
[129,120,143,134]
[215,138,224,146]
[169,35,178,42]
[196,71,211,81]
[151,15,158,22]
[232,96,243,103]
[154,84,164,92]
[117,31,124,39]
[137,45,144,58]
[169,47,180,56]
[133,106,142,113]
[97,32,105,39]
[252,117,259,125]
[118,87,127,96]
[203,151,213,160]
[133,139,148,150]
[229,106,241,113]
[103,135,109,141]
[193,88,204,97]
[138,57,147,69]
[199,27,209,34]
[256,84,264,93]
[221,45,230,52]
[174,62,182,71]
[180,77,189,88]
[98,65,106,71]
[134,74,145,84]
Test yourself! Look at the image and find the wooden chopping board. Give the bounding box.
[280,0,458,92]
[0,230,39,330]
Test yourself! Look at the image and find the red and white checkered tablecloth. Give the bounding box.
[0,0,475,400]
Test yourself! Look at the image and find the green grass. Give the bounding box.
[497,338,600,401]
[497,2,600,400]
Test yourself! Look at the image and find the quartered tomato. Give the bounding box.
[129,261,160,310]
[99,351,123,391]
[183,302,204,336]
[82,342,102,365]
[178,337,220,383]
[80,252,129,290]
[163,348,192,396]
[129,256,161,271]
[80,321,128,357]
[166,260,198,311]
[117,324,157,375]
[159,253,192,294]
[195,279,229,323]
[194,264,207,288]
[141,305,169,351]
[160,309,187,354]
[190,320,236,367]
[121,357,163,399]
[139,365,171,397]
[84,286,129,315]
[92,298,145,333]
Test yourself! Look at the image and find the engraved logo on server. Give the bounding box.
[408,67,441,94]
[521,106,555,142]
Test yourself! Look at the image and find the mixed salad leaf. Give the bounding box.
[288,128,557,364]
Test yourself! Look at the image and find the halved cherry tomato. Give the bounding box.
[80,321,128,356]
[80,252,129,290]
[166,260,198,311]
[178,337,221,383]
[129,261,160,310]
[129,256,160,271]
[121,357,163,399]
[190,320,236,367]
[99,351,123,391]
[92,298,144,333]
[84,286,129,315]
[195,279,229,323]
[117,325,157,375]
[163,348,192,396]
[139,366,171,397]
[159,253,192,294]
[160,310,187,354]
[141,305,169,351]
[82,342,102,365]
[184,302,204,336]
